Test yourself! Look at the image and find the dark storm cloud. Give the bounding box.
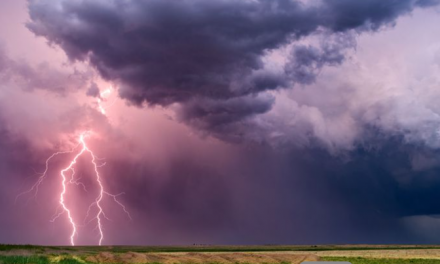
[28,0,316,104]
[178,94,275,141]
[26,0,439,141]
[286,46,334,85]
[285,31,356,85]
[320,0,439,31]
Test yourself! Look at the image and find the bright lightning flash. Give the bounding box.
[97,87,113,115]
[18,131,131,246]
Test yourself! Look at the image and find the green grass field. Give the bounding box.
[0,255,85,264]
[322,257,440,264]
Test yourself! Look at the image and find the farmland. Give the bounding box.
[3,245,440,263]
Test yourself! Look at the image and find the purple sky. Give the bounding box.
[2,0,440,245]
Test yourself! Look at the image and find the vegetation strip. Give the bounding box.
[5,255,440,264]
[0,255,85,264]
[322,257,440,264]
[3,244,440,253]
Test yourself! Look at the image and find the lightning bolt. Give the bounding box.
[18,131,131,246]
[97,87,114,115]
[17,86,128,245]
[15,147,80,204]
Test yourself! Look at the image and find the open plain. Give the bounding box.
[4,245,440,264]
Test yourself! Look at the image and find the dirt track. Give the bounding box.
[85,252,320,264]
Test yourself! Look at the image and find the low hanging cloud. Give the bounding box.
[0,45,89,94]
[26,0,440,149]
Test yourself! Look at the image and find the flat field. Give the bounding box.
[2,245,440,264]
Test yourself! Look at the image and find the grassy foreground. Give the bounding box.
[4,256,440,264]
[3,245,440,264]
[322,257,440,264]
[0,255,86,264]
[4,255,440,264]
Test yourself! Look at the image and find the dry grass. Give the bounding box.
[296,249,440,260]
[85,252,320,264]
[4,245,440,264]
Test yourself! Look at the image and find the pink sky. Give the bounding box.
[2,0,440,245]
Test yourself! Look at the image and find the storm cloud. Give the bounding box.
[0,45,89,94]
[2,0,440,245]
[26,0,440,145]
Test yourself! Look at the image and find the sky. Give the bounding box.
[1,0,440,245]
